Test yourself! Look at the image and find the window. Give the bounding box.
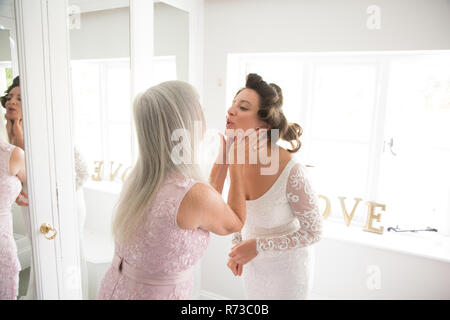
[71,56,177,175]
[379,56,450,232]
[227,51,450,236]
[0,62,12,94]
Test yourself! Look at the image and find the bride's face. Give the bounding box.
[4,86,22,121]
[226,88,267,132]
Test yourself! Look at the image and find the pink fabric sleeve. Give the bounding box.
[256,163,323,253]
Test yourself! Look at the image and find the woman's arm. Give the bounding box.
[229,163,323,264]
[209,133,230,194]
[177,137,247,235]
[6,118,24,150]
[255,162,323,252]
[9,146,28,206]
[176,178,245,235]
[9,146,26,183]
[209,162,228,194]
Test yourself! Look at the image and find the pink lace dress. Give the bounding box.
[0,140,22,300]
[97,173,210,300]
[232,159,323,299]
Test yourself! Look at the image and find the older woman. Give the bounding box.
[0,77,26,299]
[97,80,247,300]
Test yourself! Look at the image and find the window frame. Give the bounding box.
[227,50,450,236]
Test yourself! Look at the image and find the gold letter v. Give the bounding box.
[338,197,363,226]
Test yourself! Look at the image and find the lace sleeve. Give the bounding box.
[74,145,89,190]
[231,232,242,246]
[256,163,323,253]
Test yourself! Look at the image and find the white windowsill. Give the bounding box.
[81,181,450,264]
[84,179,122,195]
[322,221,450,264]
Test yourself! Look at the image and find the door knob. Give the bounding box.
[40,223,57,240]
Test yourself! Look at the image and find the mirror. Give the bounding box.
[0,0,34,300]
[154,1,189,83]
[68,0,131,300]
[66,0,192,299]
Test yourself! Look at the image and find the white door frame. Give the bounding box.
[15,0,204,299]
[159,0,204,95]
[15,0,81,299]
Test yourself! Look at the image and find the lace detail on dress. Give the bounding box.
[0,140,22,299]
[231,232,242,246]
[256,163,323,253]
[74,145,89,190]
[96,174,209,300]
[0,221,20,299]
[236,159,321,299]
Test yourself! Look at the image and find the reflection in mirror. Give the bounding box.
[68,0,131,300]
[0,0,33,300]
[154,1,189,82]
[67,0,192,299]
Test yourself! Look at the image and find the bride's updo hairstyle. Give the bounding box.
[238,73,303,153]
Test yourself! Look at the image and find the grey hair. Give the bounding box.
[112,80,206,244]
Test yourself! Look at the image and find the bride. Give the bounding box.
[222,73,323,299]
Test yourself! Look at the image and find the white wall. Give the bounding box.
[312,238,450,299]
[200,0,450,299]
[69,4,189,81]
[203,0,450,130]
[154,2,189,81]
[0,29,11,61]
[69,7,130,60]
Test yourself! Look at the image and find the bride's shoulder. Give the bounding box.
[283,155,311,179]
[0,139,15,153]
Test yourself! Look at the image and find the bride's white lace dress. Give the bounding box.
[232,159,323,300]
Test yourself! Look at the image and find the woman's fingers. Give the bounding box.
[229,251,243,264]
[15,195,29,206]
[237,263,243,276]
[12,119,23,134]
[227,259,239,276]
[233,263,238,276]
[6,118,12,132]
[229,244,240,257]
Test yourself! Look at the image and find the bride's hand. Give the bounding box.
[226,258,243,276]
[5,116,24,148]
[5,115,13,141]
[228,239,258,265]
[12,119,24,146]
[15,189,29,206]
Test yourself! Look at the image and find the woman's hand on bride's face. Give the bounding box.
[215,132,232,165]
[228,239,258,265]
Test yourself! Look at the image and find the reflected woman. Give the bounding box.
[3,76,24,150]
[97,80,246,300]
[1,76,89,299]
[0,82,27,299]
